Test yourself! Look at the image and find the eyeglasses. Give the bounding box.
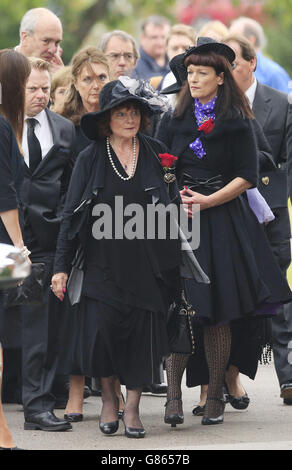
[106,52,135,62]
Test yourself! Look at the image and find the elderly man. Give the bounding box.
[224,33,292,406]
[229,16,291,93]
[134,15,170,88]
[16,7,64,74]
[19,58,75,431]
[99,30,138,80]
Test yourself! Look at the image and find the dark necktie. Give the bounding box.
[27,118,42,172]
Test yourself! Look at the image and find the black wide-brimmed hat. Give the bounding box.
[184,36,235,64]
[81,77,169,140]
[160,53,187,95]
[161,37,235,96]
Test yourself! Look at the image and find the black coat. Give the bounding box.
[20,109,76,251]
[53,132,209,285]
[53,133,178,275]
[253,82,292,209]
[156,106,258,188]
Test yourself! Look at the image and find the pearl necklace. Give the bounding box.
[106,137,137,181]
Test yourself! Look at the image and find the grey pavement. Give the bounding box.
[3,362,292,451]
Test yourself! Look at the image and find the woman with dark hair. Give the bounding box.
[56,47,111,422]
[0,49,31,450]
[157,38,292,426]
[50,77,207,438]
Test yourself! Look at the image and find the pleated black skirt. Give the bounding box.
[185,194,292,326]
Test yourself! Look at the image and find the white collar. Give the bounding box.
[25,109,47,127]
[245,78,257,107]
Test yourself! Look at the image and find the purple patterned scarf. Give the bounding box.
[189,96,217,159]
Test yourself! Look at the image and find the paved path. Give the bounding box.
[3,363,292,451]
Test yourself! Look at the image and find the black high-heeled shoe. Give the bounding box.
[122,416,145,438]
[223,383,250,410]
[201,397,225,425]
[118,392,125,420]
[99,419,119,435]
[164,397,184,427]
[64,413,83,423]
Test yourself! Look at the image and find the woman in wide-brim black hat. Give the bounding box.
[157,37,292,426]
[50,77,207,438]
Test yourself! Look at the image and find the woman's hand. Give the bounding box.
[180,187,211,217]
[51,272,68,302]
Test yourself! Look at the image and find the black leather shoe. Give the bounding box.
[223,383,250,410]
[24,411,72,431]
[124,425,146,438]
[143,384,167,395]
[122,417,145,438]
[99,420,119,435]
[201,398,225,426]
[192,405,205,416]
[64,413,83,422]
[280,383,292,403]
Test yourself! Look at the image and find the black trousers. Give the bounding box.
[21,253,64,418]
[264,206,292,386]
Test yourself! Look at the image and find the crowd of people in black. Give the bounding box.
[0,7,292,450]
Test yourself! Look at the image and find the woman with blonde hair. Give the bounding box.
[198,20,229,42]
[50,66,71,113]
[60,46,110,155]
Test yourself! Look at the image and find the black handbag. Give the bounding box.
[3,263,45,308]
[167,289,196,355]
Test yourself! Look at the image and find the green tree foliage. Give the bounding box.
[0,0,175,64]
[264,0,292,78]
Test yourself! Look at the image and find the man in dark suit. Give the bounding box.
[20,57,75,430]
[225,34,292,405]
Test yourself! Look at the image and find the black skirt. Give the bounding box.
[183,186,292,326]
[58,296,169,389]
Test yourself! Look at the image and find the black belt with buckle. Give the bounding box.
[181,172,224,194]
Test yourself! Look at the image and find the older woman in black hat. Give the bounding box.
[157,37,292,427]
[50,77,207,438]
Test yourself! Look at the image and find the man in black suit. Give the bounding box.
[20,58,75,430]
[225,34,292,405]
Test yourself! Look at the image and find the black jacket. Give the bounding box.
[156,106,258,188]
[253,82,292,208]
[53,133,209,285]
[20,109,76,251]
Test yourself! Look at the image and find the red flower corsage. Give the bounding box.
[158,153,178,169]
[198,118,214,135]
[158,153,178,185]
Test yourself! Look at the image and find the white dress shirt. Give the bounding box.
[245,78,258,108]
[22,109,54,168]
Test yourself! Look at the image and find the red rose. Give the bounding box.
[198,118,214,134]
[158,153,178,169]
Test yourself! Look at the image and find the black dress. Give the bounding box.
[0,116,24,348]
[58,140,181,389]
[157,107,292,383]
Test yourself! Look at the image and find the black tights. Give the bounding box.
[165,324,231,419]
[204,324,231,418]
